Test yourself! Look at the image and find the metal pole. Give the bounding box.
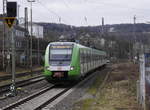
[27,0,35,75]
[10,26,16,96]
[133,15,136,61]
[17,4,20,24]
[38,38,40,65]
[101,17,104,37]
[38,27,40,65]
[25,7,29,68]
[2,0,7,69]
[143,54,146,110]
[30,2,33,73]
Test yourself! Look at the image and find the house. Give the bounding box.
[20,22,44,38]
[0,15,28,66]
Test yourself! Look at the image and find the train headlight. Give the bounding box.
[45,66,49,70]
[70,66,74,70]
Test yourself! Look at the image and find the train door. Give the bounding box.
[84,50,87,73]
[90,50,92,70]
[80,49,84,75]
[86,51,88,72]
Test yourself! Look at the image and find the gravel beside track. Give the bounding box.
[0,75,44,94]
[2,84,73,110]
[0,80,52,108]
[45,66,109,110]
[0,66,109,110]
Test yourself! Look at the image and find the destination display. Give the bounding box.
[51,45,72,49]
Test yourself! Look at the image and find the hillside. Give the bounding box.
[38,22,150,41]
[37,22,150,59]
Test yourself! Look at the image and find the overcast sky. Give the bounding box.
[0,0,150,26]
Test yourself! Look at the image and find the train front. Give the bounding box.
[44,43,76,83]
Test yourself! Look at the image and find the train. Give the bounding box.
[44,42,107,83]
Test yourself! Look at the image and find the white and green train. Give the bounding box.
[44,42,107,83]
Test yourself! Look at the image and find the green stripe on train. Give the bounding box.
[68,44,80,77]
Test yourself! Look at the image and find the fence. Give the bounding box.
[0,37,49,70]
[138,53,150,110]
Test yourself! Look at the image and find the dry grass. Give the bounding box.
[73,62,140,110]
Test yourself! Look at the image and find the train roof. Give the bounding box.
[49,42,75,45]
[48,42,106,55]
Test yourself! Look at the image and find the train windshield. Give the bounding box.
[49,45,73,66]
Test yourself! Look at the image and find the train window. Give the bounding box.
[49,45,73,66]
[83,50,85,63]
[51,49,71,54]
[87,51,89,63]
[86,50,88,63]
[94,54,96,61]
[84,50,87,63]
[80,50,82,63]
[50,48,72,60]
[80,49,84,64]
[89,51,91,62]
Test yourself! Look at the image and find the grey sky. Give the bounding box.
[0,0,150,26]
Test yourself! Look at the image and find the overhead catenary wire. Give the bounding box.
[17,0,150,26]
[60,0,75,23]
[66,0,150,24]
[84,0,150,13]
[62,0,72,10]
[37,0,70,24]
[82,0,150,24]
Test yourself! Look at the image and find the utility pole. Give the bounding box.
[101,17,109,57]
[133,15,136,43]
[17,4,20,24]
[10,26,16,96]
[2,0,7,69]
[101,17,104,37]
[129,16,136,61]
[27,0,35,74]
[133,15,139,60]
[6,1,17,96]
[59,17,61,23]
[37,26,40,65]
[133,15,137,62]
[84,16,88,26]
[25,7,29,68]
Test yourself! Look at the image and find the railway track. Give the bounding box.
[2,84,71,110]
[0,75,44,94]
[1,66,107,110]
[0,70,42,82]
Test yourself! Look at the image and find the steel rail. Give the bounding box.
[2,66,107,110]
[0,70,43,81]
[0,75,44,94]
[2,85,56,110]
[34,87,71,110]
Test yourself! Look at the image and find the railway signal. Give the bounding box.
[5,1,17,96]
[5,17,16,28]
[5,2,17,28]
[7,2,17,17]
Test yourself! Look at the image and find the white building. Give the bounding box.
[29,23,43,38]
[20,23,44,38]
[100,38,105,46]
[109,27,115,32]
